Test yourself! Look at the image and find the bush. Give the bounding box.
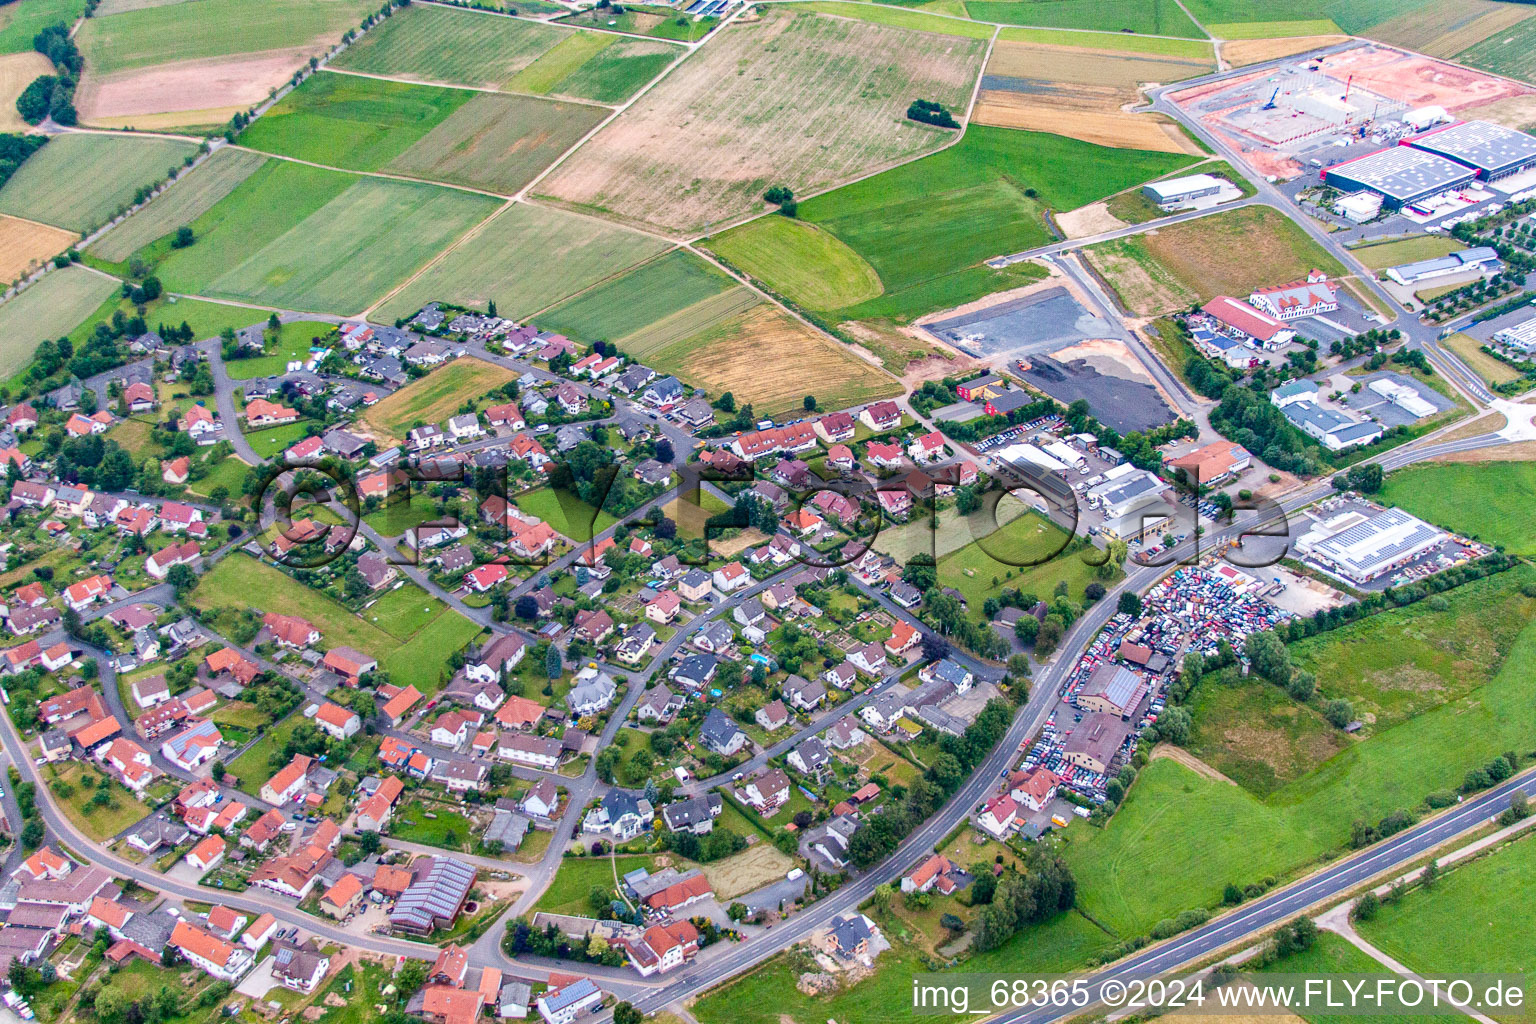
[907,98,958,128]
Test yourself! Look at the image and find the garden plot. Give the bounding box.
[539,6,987,234]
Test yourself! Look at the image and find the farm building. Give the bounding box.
[1404,121,1536,183]
[1321,146,1475,208]
[1296,506,1448,583]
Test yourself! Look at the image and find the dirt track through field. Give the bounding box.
[1152,742,1236,785]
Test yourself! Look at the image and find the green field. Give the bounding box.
[516,487,617,542]
[391,798,479,851]
[238,71,473,173]
[1379,461,1536,554]
[556,4,715,41]
[0,266,119,379]
[994,25,1215,57]
[227,711,305,795]
[788,1,996,38]
[706,216,882,311]
[1349,234,1465,271]
[373,201,668,322]
[534,854,655,916]
[44,760,150,841]
[225,320,336,379]
[361,356,516,438]
[331,2,566,86]
[617,285,761,361]
[1357,835,1536,984]
[1455,16,1536,84]
[796,127,1197,321]
[508,32,678,104]
[1187,675,1348,797]
[1252,931,1465,1024]
[935,508,1107,621]
[0,0,88,52]
[89,148,268,265]
[1065,563,1536,937]
[0,133,198,233]
[963,0,1203,35]
[77,0,377,74]
[152,159,499,314]
[384,91,607,194]
[538,249,738,343]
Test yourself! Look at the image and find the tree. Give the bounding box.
[395,959,428,998]
[545,645,562,680]
[655,438,674,463]
[1323,698,1354,729]
[1352,891,1380,922]
[94,987,126,1024]
[516,595,538,620]
[1245,630,1291,683]
[1118,591,1141,616]
[166,562,197,598]
[210,761,226,781]
[1154,705,1191,745]
[614,1003,643,1024]
[171,225,195,248]
[727,902,748,921]
[903,554,936,592]
[359,830,382,855]
[803,395,817,412]
[1014,615,1039,645]
[872,883,894,913]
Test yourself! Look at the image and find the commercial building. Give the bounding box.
[1077,663,1148,719]
[1248,270,1338,321]
[1492,313,1536,352]
[1062,713,1132,774]
[1367,378,1436,419]
[1385,246,1500,286]
[1141,172,1228,209]
[1404,120,1536,183]
[1085,465,1166,520]
[1280,400,1383,451]
[1297,506,1448,583]
[1200,296,1296,347]
[1321,146,1477,207]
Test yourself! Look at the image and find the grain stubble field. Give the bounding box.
[540,7,986,234]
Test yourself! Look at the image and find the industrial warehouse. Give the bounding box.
[1323,120,1536,207]
[1404,120,1536,183]
[1295,503,1487,584]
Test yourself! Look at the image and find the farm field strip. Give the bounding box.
[0,265,120,379]
[0,214,79,283]
[536,248,740,342]
[0,132,200,233]
[88,147,269,264]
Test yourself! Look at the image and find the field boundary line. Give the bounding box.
[415,0,694,48]
[320,64,620,111]
[224,144,515,199]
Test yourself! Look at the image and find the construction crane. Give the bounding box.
[1262,86,1280,110]
[1341,73,1353,103]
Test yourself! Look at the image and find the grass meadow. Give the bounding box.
[962,0,1203,35]
[361,357,516,438]
[1350,234,1465,271]
[535,854,656,915]
[705,216,882,311]
[0,0,89,53]
[238,71,473,173]
[153,160,499,314]
[509,33,678,104]
[225,320,336,380]
[0,266,119,378]
[796,126,1196,321]
[374,201,668,322]
[77,0,376,74]
[89,147,268,264]
[1065,564,1536,937]
[994,25,1215,57]
[935,509,1106,621]
[1378,461,1536,553]
[538,249,737,343]
[0,133,198,232]
[332,2,566,86]
[515,487,617,542]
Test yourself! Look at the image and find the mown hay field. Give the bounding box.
[962,0,1202,36]
[509,33,678,104]
[1086,205,1347,317]
[538,249,738,343]
[0,133,198,233]
[0,51,52,130]
[90,147,268,264]
[974,42,1211,154]
[1222,35,1350,67]
[362,357,516,439]
[153,160,500,315]
[618,286,762,360]
[385,91,607,195]
[331,2,566,87]
[0,266,119,378]
[0,215,78,283]
[0,0,87,54]
[373,201,668,322]
[705,215,882,311]
[77,0,376,74]
[650,302,898,418]
[539,7,987,235]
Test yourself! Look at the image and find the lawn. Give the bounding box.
[153,159,500,315]
[331,2,567,87]
[374,201,668,322]
[1349,234,1465,271]
[381,607,485,696]
[391,798,479,852]
[534,853,656,915]
[538,249,739,344]
[43,760,150,841]
[796,126,1198,321]
[225,320,336,380]
[0,132,198,233]
[1063,564,1536,937]
[935,509,1107,622]
[1378,461,1536,553]
[509,33,679,104]
[648,301,901,419]
[77,0,376,74]
[0,266,119,380]
[89,148,269,265]
[1251,930,1466,1024]
[1087,204,1348,317]
[238,71,473,173]
[539,6,988,235]
[385,91,608,195]
[1356,834,1536,984]
[245,421,313,459]
[361,583,452,639]
[961,0,1203,36]
[193,552,398,655]
[227,712,306,797]
[209,700,272,730]
[361,357,517,439]
[705,215,882,312]
[516,487,617,542]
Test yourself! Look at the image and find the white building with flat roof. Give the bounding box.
[1297,506,1447,582]
[1493,313,1536,352]
[1142,172,1229,209]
